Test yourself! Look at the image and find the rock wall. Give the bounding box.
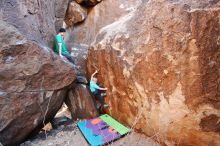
[54,0,69,32]
[70,0,141,45]
[65,0,141,75]
[0,0,75,145]
[0,0,69,45]
[70,44,89,75]
[87,0,220,145]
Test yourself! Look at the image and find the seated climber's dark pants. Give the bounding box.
[93,90,105,105]
[63,53,75,64]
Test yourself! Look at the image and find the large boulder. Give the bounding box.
[0,20,75,146]
[0,0,75,145]
[65,83,99,120]
[87,0,220,145]
[65,1,87,27]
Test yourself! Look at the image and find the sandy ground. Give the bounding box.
[21,106,160,146]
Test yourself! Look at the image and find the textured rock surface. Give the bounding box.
[0,0,69,45]
[69,44,89,75]
[71,0,140,45]
[87,0,220,145]
[55,0,69,18]
[65,1,87,27]
[55,0,69,32]
[65,84,98,119]
[0,0,75,145]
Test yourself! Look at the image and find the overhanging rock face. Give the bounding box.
[65,83,99,120]
[87,0,220,145]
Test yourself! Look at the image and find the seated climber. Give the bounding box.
[55,28,75,65]
[90,70,109,108]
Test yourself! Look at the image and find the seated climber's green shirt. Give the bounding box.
[55,34,69,55]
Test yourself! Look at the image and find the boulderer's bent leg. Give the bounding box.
[94,91,105,105]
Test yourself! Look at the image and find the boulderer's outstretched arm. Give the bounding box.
[98,87,108,91]
[91,70,98,80]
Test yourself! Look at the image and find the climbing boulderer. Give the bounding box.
[89,70,109,109]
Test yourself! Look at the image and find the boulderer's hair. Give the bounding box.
[59,28,66,33]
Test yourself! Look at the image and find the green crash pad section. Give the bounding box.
[100,114,130,135]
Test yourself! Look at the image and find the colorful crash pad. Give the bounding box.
[77,114,130,146]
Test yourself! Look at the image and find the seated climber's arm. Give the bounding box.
[58,43,63,57]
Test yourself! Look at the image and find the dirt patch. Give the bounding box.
[21,106,160,146]
[21,123,160,146]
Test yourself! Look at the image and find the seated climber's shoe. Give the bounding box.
[103,104,109,108]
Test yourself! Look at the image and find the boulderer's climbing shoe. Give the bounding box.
[101,93,107,97]
[103,104,109,108]
[96,103,101,109]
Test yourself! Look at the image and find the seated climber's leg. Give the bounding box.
[63,53,75,64]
